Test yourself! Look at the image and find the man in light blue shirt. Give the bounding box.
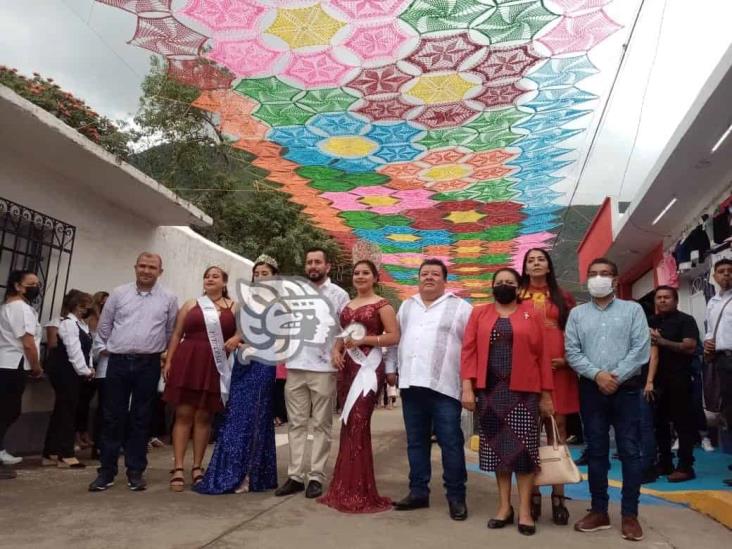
[565,257,650,542]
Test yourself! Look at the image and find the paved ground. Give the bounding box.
[0,407,729,549]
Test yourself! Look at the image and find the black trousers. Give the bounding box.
[718,353,732,429]
[43,362,82,458]
[655,372,696,470]
[0,358,26,451]
[75,379,98,433]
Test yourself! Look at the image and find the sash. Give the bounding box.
[198,296,234,406]
[338,323,383,425]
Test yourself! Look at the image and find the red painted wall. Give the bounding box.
[577,197,613,283]
[617,243,664,299]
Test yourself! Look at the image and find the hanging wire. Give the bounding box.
[551,0,649,248]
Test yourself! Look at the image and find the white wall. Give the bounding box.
[152,226,253,302]
[1,147,253,319]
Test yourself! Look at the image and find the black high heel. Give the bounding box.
[530,492,542,520]
[518,522,536,536]
[551,493,570,525]
[487,507,515,529]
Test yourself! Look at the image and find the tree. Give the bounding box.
[0,66,132,158]
[129,58,355,289]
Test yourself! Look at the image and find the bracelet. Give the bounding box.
[376,335,381,347]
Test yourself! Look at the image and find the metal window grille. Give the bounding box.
[0,197,75,323]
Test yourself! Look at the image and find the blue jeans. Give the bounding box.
[401,387,466,502]
[639,392,656,472]
[580,377,642,517]
[99,354,161,478]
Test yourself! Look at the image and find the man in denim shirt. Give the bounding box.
[565,258,650,542]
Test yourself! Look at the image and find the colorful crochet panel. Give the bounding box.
[98,0,625,300]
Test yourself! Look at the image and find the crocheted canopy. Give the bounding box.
[98,0,623,300]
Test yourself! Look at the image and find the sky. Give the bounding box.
[1,0,730,206]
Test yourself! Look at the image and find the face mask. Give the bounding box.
[493,284,517,304]
[587,276,614,298]
[23,286,40,302]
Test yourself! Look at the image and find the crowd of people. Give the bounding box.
[1,248,731,544]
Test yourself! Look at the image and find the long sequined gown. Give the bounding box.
[195,355,277,494]
[318,299,392,513]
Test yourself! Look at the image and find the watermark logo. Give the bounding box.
[235,276,338,365]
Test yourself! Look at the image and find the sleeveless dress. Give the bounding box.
[163,304,236,413]
[520,285,578,415]
[477,318,540,473]
[318,299,392,513]
[194,355,277,494]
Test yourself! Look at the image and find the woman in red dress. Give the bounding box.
[163,266,240,491]
[519,248,577,525]
[319,260,400,513]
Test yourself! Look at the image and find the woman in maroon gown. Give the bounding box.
[319,260,400,513]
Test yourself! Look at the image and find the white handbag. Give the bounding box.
[534,416,582,486]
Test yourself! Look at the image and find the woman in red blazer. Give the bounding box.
[461,268,554,536]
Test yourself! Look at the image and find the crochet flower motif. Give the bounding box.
[178,0,414,86]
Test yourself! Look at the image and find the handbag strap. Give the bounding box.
[712,294,732,343]
[539,415,561,450]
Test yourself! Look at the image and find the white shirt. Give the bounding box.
[92,332,109,379]
[395,292,473,400]
[705,288,732,351]
[58,313,93,376]
[286,277,350,373]
[0,299,41,370]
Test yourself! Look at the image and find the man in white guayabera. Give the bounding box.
[275,247,349,500]
[391,259,473,521]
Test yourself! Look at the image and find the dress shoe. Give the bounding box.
[517,523,536,536]
[667,468,695,483]
[127,471,147,491]
[88,473,115,492]
[574,511,611,532]
[448,500,468,521]
[274,478,305,497]
[305,480,323,499]
[393,494,430,511]
[621,515,644,541]
[487,507,514,529]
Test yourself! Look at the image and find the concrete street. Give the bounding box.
[0,407,728,549]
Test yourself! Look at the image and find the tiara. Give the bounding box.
[351,240,382,271]
[254,254,279,270]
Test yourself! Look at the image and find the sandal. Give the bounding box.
[191,466,205,486]
[530,492,542,521]
[235,475,250,494]
[169,468,185,492]
[57,457,86,469]
[551,493,570,525]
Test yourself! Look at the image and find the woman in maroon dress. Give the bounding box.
[163,266,240,491]
[319,260,400,513]
[519,248,577,525]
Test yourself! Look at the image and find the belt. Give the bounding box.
[716,350,732,358]
[111,352,162,359]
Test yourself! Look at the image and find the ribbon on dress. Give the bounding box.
[338,323,382,425]
[198,296,234,406]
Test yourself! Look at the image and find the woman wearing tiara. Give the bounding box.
[319,257,400,513]
[195,255,279,495]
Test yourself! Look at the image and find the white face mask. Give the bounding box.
[587,275,614,298]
